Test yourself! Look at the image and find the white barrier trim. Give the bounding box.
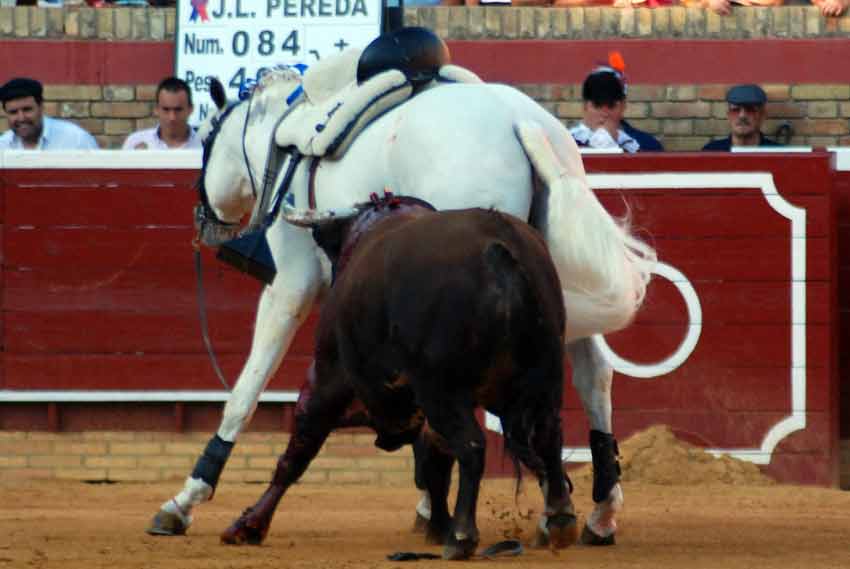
[0,390,299,403]
[829,147,850,171]
[731,146,812,153]
[1,150,201,170]
[579,147,624,154]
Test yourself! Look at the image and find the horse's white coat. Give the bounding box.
[172,69,657,536]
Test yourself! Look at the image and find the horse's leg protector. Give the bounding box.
[190,434,235,495]
[589,430,620,503]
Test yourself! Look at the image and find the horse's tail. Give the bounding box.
[515,121,657,342]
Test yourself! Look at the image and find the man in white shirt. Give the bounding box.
[123,77,201,150]
[0,77,99,150]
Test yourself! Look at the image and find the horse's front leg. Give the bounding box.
[566,336,623,546]
[147,225,323,536]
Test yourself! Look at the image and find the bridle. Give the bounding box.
[195,76,305,240]
[195,100,243,234]
[192,75,305,391]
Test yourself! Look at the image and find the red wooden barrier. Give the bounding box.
[0,151,842,486]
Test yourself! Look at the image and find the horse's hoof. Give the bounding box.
[443,537,477,560]
[579,524,615,546]
[146,510,188,536]
[412,511,429,534]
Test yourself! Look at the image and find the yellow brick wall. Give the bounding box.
[0,431,416,485]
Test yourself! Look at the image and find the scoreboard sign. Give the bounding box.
[175,0,383,125]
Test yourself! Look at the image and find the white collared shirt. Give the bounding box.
[0,116,99,150]
[122,127,202,150]
[570,122,640,154]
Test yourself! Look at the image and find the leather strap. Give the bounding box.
[308,157,321,209]
[194,248,231,390]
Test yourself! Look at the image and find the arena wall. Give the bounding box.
[1,6,849,488]
[0,150,843,488]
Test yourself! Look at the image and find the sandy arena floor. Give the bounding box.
[1,475,849,569]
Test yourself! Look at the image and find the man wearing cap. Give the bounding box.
[570,62,663,153]
[703,84,781,151]
[0,77,99,150]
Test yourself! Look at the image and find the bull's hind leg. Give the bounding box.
[221,361,355,545]
[566,337,623,546]
[411,435,443,534]
[416,428,455,545]
[528,412,578,549]
[419,399,484,561]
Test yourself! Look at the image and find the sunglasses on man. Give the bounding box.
[728,104,763,115]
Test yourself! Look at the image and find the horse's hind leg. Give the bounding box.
[147,225,323,536]
[221,360,355,545]
[566,337,623,546]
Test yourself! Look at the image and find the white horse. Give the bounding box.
[147,65,655,546]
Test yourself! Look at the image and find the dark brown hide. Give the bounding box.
[221,208,574,558]
[317,209,565,440]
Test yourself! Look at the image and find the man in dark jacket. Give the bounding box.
[703,84,781,151]
[570,62,663,153]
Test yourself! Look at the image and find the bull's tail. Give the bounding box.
[515,121,657,342]
[482,239,564,496]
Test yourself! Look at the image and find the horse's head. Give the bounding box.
[195,68,305,245]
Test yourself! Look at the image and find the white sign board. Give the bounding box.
[175,0,383,125]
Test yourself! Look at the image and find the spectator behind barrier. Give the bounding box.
[702,0,847,16]
[810,0,849,15]
[702,84,782,151]
[570,52,663,153]
[122,77,201,150]
[0,77,99,150]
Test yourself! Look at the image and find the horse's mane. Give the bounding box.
[258,66,303,89]
[240,66,303,102]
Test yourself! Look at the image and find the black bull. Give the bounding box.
[221,205,578,559]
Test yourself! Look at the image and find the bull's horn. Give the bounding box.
[281,203,359,227]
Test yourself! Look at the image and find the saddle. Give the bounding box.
[218,35,482,286]
[274,55,482,160]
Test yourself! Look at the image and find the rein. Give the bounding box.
[194,246,231,391]
[193,78,306,391]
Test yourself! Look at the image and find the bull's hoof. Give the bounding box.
[146,510,188,536]
[412,511,429,534]
[532,513,578,549]
[579,524,615,546]
[443,537,478,560]
[424,523,446,545]
[424,516,451,545]
[220,510,269,546]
